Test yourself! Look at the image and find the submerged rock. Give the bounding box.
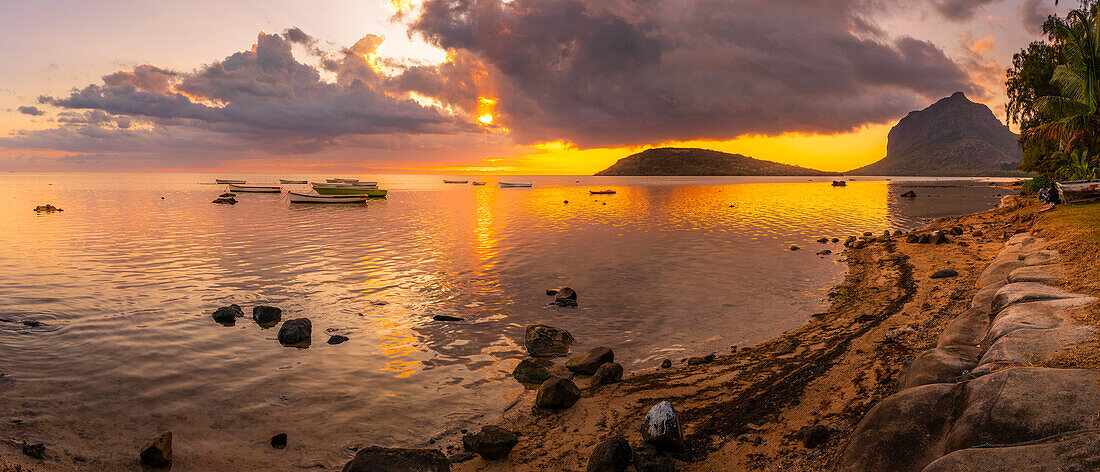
[567,347,614,375]
[525,324,575,357]
[278,318,312,346]
[252,306,282,327]
[535,377,581,409]
[642,401,683,452]
[586,436,632,472]
[140,432,172,468]
[550,287,579,307]
[512,358,574,385]
[33,204,63,213]
[591,362,624,387]
[817,249,832,256]
[817,238,830,243]
[790,245,800,251]
[341,446,450,472]
[462,425,518,460]
[212,197,237,204]
[660,359,672,369]
[212,304,243,324]
[432,315,464,322]
[327,334,349,345]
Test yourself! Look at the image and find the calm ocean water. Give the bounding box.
[0,173,1005,469]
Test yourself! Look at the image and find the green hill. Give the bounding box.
[594,148,837,176]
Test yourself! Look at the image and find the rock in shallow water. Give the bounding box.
[512,358,574,385]
[591,362,624,387]
[549,287,579,307]
[278,318,312,346]
[567,347,614,375]
[586,436,632,472]
[462,425,518,460]
[140,432,172,468]
[341,446,450,472]
[327,334,349,345]
[525,324,574,357]
[212,304,243,324]
[432,315,464,322]
[252,306,282,327]
[660,359,672,369]
[642,401,683,452]
[535,377,581,409]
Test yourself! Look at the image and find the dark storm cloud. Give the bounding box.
[28,32,463,154]
[932,0,1005,20]
[1019,0,1054,35]
[17,106,45,116]
[406,0,980,147]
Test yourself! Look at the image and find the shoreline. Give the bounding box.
[453,196,1059,471]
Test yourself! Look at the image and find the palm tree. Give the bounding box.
[1027,5,1100,151]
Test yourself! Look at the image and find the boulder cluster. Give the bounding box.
[210,303,333,349]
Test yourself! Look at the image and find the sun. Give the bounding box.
[478,114,494,125]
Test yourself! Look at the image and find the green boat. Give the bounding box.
[313,186,388,197]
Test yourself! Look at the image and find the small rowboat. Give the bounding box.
[311,182,378,188]
[444,180,469,184]
[280,179,308,184]
[326,178,361,183]
[1056,179,1100,203]
[472,181,487,186]
[499,182,532,188]
[589,190,616,195]
[831,181,847,187]
[314,186,388,197]
[288,191,371,203]
[216,179,246,184]
[227,184,281,193]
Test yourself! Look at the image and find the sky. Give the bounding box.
[0,0,1076,174]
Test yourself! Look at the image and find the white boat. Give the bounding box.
[280,179,308,184]
[326,178,362,183]
[1056,179,1100,203]
[444,180,469,184]
[216,179,246,184]
[499,182,532,188]
[288,191,370,203]
[311,182,378,189]
[472,181,487,186]
[227,184,282,193]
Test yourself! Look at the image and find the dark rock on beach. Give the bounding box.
[271,433,288,449]
[687,354,715,366]
[661,359,672,369]
[212,304,243,324]
[212,197,237,204]
[586,436,632,472]
[642,401,684,452]
[591,362,624,387]
[929,231,950,245]
[549,287,579,307]
[535,377,581,409]
[462,425,518,460]
[900,190,917,198]
[252,306,282,327]
[930,269,959,279]
[22,442,45,459]
[906,234,920,243]
[341,446,450,472]
[634,445,676,472]
[278,318,312,346]
[546,289,558,296]
[512,358,574,385]
[567,347,614,375]
[327,334,349,345]
[525,324,575,357]
[432,315,464,322]
[797,425,831,449]
[140,432,172,468]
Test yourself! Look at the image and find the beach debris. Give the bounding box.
[586,436,632,472]
[567,347,615,375]
[549,287,579,307]
[462,425,518,460]
[633,444,676,472]
[22,442,45,459]
[797,425,831,448]
[642,401,684,452]
[432,315,464,322]
[212,196,237,204]
[930,269,959,279]
[524,324,575,357]
[252,306,282,327]
[33,204,63,213]
[512,358,574,385]
[270,433,287,449]
[140,432,172,468]
[687,354,716,366]
[900,190,917,198]
[327,334,349,345]
[661,359,672,369]
[535,377,581,409]
[341,446,450,472]
[211,304,243,324]
[790,245,800,251]
[591,362,624,387]
[278,318,312,346]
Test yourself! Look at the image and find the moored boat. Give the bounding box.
[227,184,282,193]
[215,179,246,184]
[443,180,469,184]
[311,182,377,188]
[280,179,308,184]
[288,191,371,203]
[499,182,532,188]
[313,186,388,197]
[831,180,847,187]
[472,181,487,186]
[589,190,616,195]
[1056,179,1100,203]
[326,178,362,183]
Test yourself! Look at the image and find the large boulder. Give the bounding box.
[984,298,1097,343]
[535,377,581,409]
[1023,249,1060,266]
[922,430,1100,471]
[591,362,624,387]
[252,305,282,327]
[642,401,684,452]
[971,325,1096,376]
[566,347,614,375]
[212,304,243,324]
[897,346,981,390]
[991,283,1087,313]
[140,432,172,468]
[586,436,632,472]
[342,446,450,472]
[462,425,518,460]
[512,358,574,385]
[278,318,312,346]
[936,308,989,348]
[524,325,575,357]
[837,383,960,472]
[1006,265,1063,284]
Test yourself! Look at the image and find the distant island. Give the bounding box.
[848,92,1025,176]
[594,148,838,176]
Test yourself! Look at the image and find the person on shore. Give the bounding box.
[1038,186,1049,201]
[1045,182,1062,205]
